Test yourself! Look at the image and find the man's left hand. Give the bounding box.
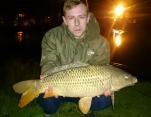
[104,89,111,96]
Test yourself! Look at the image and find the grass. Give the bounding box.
[0,56,151,117]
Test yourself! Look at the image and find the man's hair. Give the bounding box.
[63,0,89,15]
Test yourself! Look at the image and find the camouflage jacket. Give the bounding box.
[40,13,110,74]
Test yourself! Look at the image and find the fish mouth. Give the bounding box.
[127,75,138,87]
[130,77,138,86]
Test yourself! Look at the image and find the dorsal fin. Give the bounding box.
[44,62,89,77]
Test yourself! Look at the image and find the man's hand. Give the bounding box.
[104,89,111,96]
[44,86,58,98]
[40,74,48,80]
[40,75,58,98]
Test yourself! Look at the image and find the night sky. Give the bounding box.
[0,0,64,18]
[1,0,151,18]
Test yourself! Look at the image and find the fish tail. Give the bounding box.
[13,80,37,94]
[18,88,39,108]
[13,80,40,108]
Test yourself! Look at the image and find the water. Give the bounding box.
[0,26,45,60]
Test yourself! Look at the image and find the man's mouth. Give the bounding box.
[74,27,81,32]
[74,29,80,32]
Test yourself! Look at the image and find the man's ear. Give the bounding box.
[86,13,90,23]
[62,16,67,25]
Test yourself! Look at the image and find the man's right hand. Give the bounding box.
[40,74,48,80]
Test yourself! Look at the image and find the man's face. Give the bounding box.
[63,4,90,38]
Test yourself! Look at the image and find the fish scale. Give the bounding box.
[38,65,111,97]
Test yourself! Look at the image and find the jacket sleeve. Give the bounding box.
[89,36,110,65]
[40,31,60,75]
[87,13,110,65]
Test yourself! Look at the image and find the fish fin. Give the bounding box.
[13,80,36,94]
[111,92,114,109]
[19,88,39,108]
[45,62,89,76]
[79,97,92,114]
[43,87,58,98]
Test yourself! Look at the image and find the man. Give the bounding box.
[37,0,111,116]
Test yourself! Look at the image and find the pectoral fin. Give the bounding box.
[79,97,92,114]
[43,87,59,98]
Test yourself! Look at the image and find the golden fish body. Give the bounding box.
[39,65,111,97]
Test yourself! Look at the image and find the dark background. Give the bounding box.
[0,0,151,81]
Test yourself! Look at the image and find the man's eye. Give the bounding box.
[68,17,74,20]
[79,16,86,19]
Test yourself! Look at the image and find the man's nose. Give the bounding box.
[74,18,80,26]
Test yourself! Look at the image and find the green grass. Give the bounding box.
[0,57,151,117]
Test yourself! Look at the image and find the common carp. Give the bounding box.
[13,64,137,114]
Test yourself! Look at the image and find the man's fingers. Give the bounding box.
[104,90,111,96]
[40,74,47,80]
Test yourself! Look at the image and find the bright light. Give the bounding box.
[114,4,125,17]
[17,31,23,42]
[113,29,124,47]
[114,35,121,47]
